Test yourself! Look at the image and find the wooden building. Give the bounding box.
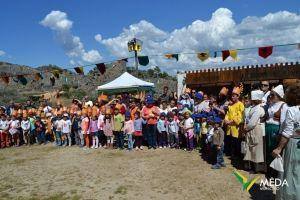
[183,62,300,94]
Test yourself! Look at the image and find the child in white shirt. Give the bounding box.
[61,114,72,146]
[21,116,31,145]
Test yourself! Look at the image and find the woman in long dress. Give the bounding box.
[265,85,288,176]
[272,83,300,200]
[244,90,265,173]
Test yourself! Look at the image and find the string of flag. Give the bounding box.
[0,42,299,86]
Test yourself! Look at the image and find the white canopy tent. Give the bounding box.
[97,72,155,94]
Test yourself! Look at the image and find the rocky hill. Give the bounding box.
[0,61,177,105]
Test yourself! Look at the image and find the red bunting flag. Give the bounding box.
[96,63,106,75]
[222,50,230,61]
[74,67,84,75]
[1,76,9,84]
[258,46,273,59]
[50,76,55,86]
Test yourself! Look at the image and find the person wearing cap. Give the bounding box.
[243,90,265,173]
[61,114,72,147]
[124,111,134,151]
[265,84,288,177]
[0,114,9,148]
[224,86,245,163]
[194,92,209,113]
[141,95,160,149]
[21,114,31,145]
[211,117,225,169]
[113,107,125,149]
[272,83,300,200]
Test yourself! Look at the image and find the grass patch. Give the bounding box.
[0,184,14,192]
[114,186,127,195]
[44,193,67,200]
[70,194,82,200]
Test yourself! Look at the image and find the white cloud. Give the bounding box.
[94,34,102,42]
[82,50,102,63]
[41,10,102,63]
[0,50,5,56]
[96,8,300,73]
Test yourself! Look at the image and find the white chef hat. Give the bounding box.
[272,85,284,99]
[251,90,264,101]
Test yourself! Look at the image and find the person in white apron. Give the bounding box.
[272,84,300,200]
[243,90,265,173]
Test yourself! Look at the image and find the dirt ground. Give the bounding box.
[0,144,275,200]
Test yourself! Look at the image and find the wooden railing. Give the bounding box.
[185,62,300,86]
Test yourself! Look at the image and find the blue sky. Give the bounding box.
[0,0,299,72]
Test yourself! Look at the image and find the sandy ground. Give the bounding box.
[0,144,275,200]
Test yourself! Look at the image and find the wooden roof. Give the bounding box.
[185,62,300,86]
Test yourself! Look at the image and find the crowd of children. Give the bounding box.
[0,82,299,174]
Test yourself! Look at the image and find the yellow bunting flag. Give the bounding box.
[34,73,43,81]
[197,52,209,61]
[52,70,60,78]
[229,50,238,60]
[165,54,179,61]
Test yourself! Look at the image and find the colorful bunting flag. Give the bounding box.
[74,67,84,75]
[197,52,209,61]
[117,58,128,63]
[138,56,149,66]
[34,73,43,81]
[1,76,9,84]
[52,70,60,78]
[222,50,230,61]
[229,50,238,60]
[17,75,27,85]
[96,63,106,75]
[165,54,179,61]
[222,50,238,61]
[214,51,217,58]
[258,46,273,59]
[50,76,55,86]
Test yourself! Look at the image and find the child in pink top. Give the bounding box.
[124,111,134,150]
[103,115,113,149]
[89,115,99,149]
[81,113,90,148]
